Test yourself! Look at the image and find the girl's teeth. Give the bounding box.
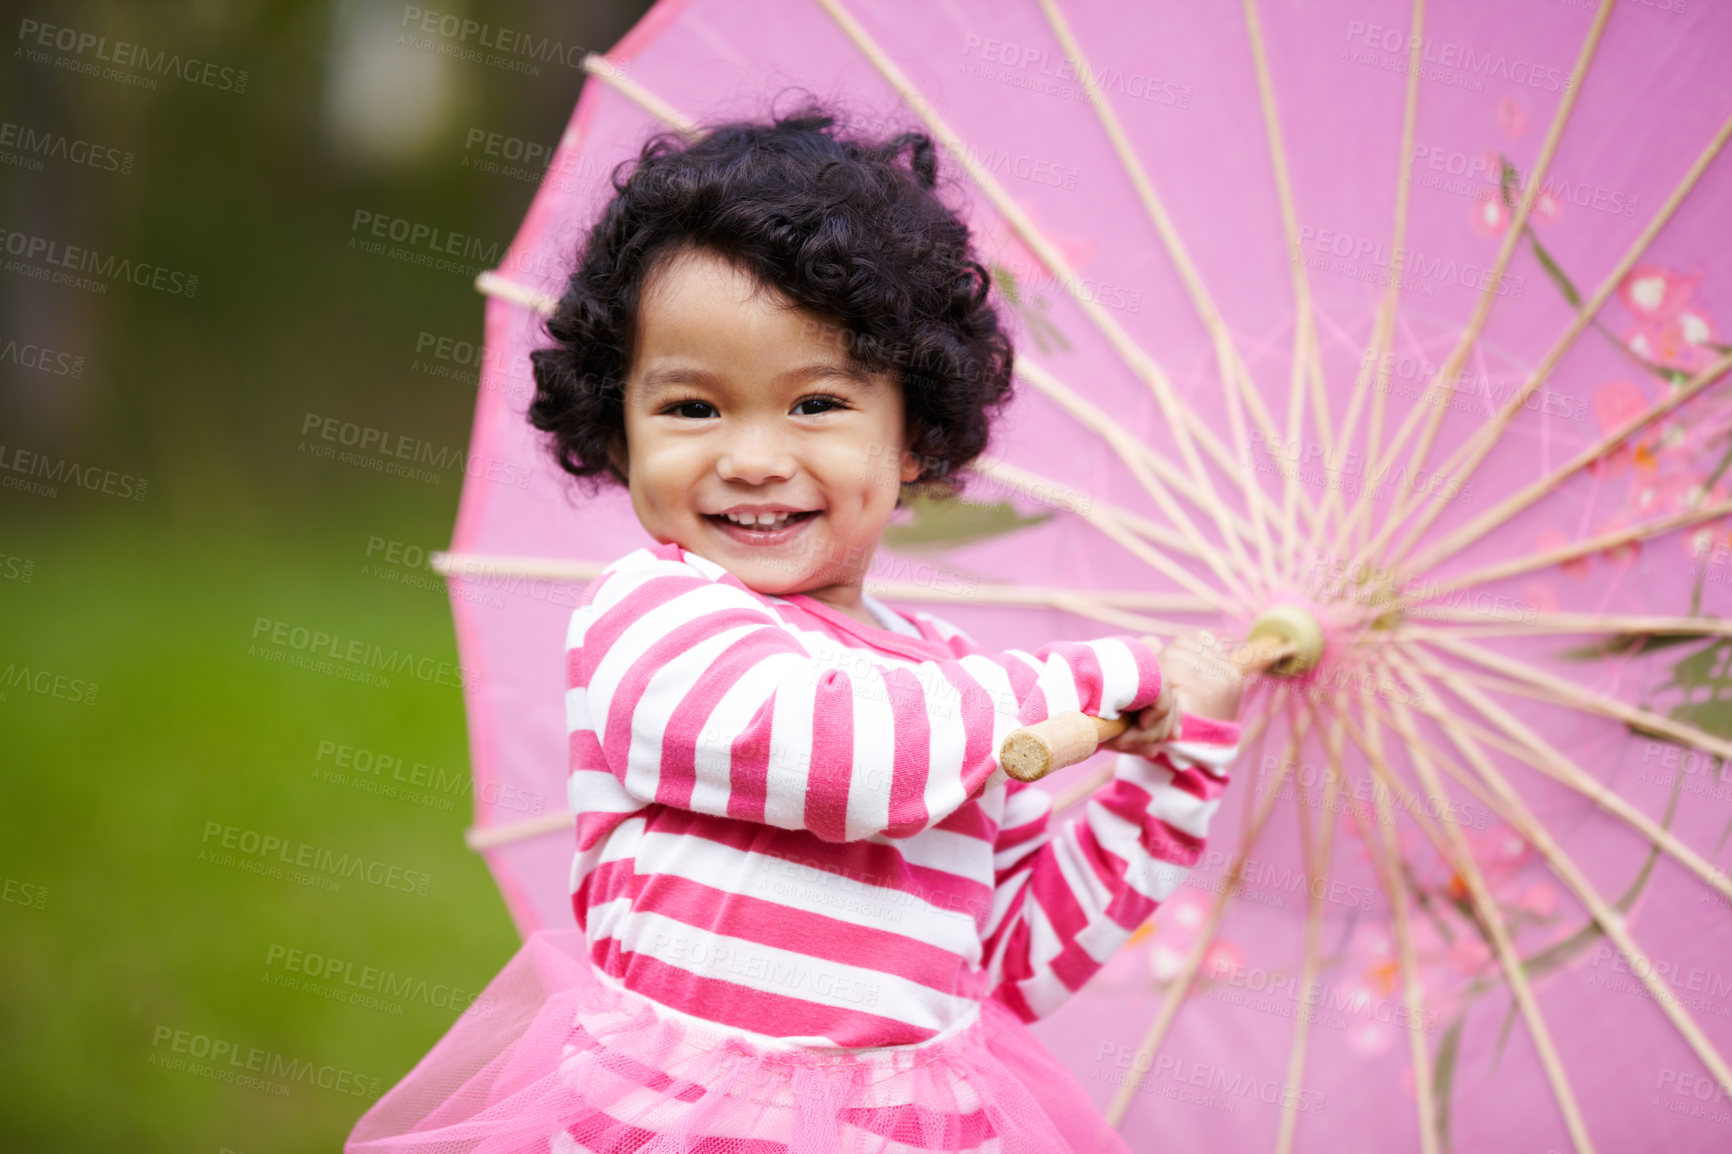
[724,512,796,528]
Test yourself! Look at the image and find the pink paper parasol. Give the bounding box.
[435,0,1732,1149]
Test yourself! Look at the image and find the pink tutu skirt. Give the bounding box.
[347,929,1130,1153]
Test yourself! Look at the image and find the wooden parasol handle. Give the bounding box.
[998,607,1324,783]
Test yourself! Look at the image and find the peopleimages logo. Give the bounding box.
[199,820,434,897]
[298,411,533,490]
[1409,142,1640,221]
[0,334,85,377]
[314,737,547,815]
[0,120,134,174]
[15,19,250,92]
[249,615,477,690]
[1093,1043,1326,1116]
[0,444,148,502]
[396,7,627,78]
[0,228,198,297]
[0,660,99,706]
[1341,22,1572,94]
[263,942,489,1017]
[960,36,1193,109]
[350,210,502,266]
[149,1025,380,1098]
[1293,224,1525,300]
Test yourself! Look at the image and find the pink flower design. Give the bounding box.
[1349,1018,1396,1055]
[1144,890,1210,984]
[1470,190,1510,237]
[1601,538,1641,568]
[1522,580,1560,613]
[1630,311,1720,374]
[1531,187,1561,226]
[1586,380,1651,479]
[1406,916,1445,961]
[1517,883,1559,919]
[1164,889,1209,932]
[1464,825,1533,877]
[1620,265,1701,323]
[1447,932,1492,974]
[1684,524,1729,563]
[1593,379,1650,435]
[975,211,1098,283]
[1577,348,1732,569]
[1620,265,1719,373]
[1084,890,1218,994]
[1200,939,1246,984]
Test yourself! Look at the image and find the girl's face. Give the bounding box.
[614,246,922,618]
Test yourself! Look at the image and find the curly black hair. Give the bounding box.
[527,101,1016,499]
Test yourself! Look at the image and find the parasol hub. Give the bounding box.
[1244,604,1325,677]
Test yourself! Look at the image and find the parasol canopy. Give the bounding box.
[435,0,1732,1149]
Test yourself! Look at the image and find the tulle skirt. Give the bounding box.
[346,929,1131,1154]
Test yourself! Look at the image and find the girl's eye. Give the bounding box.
[793,394,847,416]
[662,398,717,419]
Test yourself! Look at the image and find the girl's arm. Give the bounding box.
[567,545,1163,843]
[979,712,1240,1022]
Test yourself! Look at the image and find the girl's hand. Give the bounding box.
[1100,633,1244,759]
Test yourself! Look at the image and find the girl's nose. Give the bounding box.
[715,422,797,485]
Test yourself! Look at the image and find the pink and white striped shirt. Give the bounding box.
[565,542,1239,1048]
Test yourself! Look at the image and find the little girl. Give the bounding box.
[350,106,1242,1154]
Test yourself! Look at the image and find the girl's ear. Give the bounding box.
[898,446,923,486]
[898,426,926,485]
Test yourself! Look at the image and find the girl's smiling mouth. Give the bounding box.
[703,507,821,545]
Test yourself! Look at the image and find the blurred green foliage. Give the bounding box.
[1,0,649,1147]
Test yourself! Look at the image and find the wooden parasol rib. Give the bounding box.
[1357,704,1442,1154]
[1010,358,1257,603]
[961,454,1214,564]
[1331,688,1597,1154]
[1402,608,1732,638]
[1035,0,1287,578]
[1337,0,1428,560]
[1381,640,1732,904]
[1383,646,1732,1101]
[1104,697,1308,1126]
[1383,497,1732,621]
[1388,115,1732,570]
[1354,0,1617,565]
[1276,701,1346,1154]
[1367,656,1732,909]
[1409,628,1732,763]
[474,269,559,314]
[1401,348,1732,576]
[581,54,699,138]
[1239,0,1338,582]
[1331,703,1472,1154]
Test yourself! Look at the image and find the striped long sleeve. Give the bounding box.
[980,712,1240,1022]
[566,543,1164,844]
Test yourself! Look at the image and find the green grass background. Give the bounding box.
[0,511,522,1150]
[0,2,649,1144]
